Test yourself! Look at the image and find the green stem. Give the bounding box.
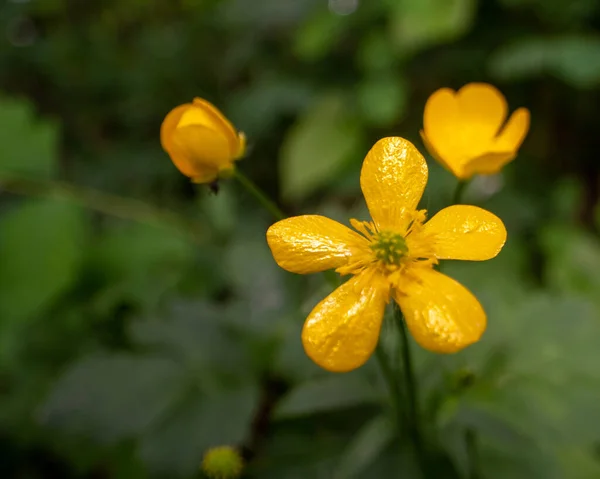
[375,342,402,424]
[0,174,203,242]
[452,179,469,205]
[233,169,286,221]
[465,428,481,479]
[393,304,425,472]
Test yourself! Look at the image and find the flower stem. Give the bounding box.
[393,303,425,472]
[375,341,402,426]
[452,179,469,205]
[232,169,286,221]
[0,173,203,242]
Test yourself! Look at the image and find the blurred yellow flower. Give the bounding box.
[421,83,530,180]
[201,446,243,479]
[160,98,246,183]
[267,137,506,372]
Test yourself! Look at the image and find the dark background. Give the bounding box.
[1,0,600,477]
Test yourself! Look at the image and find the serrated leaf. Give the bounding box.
[274,373,381,419]
[334,415,395,479]
[39,354,185,443]
[0,198,87,322]
[280,93,364,201]
[0,96,58,177]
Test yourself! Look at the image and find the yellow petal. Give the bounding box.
[394,268,486,353]
[455,83,508,140]
[266,215,369,274]
[422,89,466,176]
[360,137,428,233]
[161,103,199,178]
[302,272,388,372]
[419,205,507,261]
[462,151,516,178]
[191,98,244,157]
[493,107,530,153]
[171,124,232,179]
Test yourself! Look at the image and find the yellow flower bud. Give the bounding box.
[421,83,530,180]
[201,446,243,479]
[160,98,246,183]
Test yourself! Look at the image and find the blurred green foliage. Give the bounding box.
[1,0,600,478]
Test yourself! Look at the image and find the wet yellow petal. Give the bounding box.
[493,107,530,153]
[455,83,508,140]
[302,272,388,372]
[419,205,507,261]
[266,215,369,274]
[394,268,486,353]
[360,137,428,233]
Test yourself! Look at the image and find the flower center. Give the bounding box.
[370,231,408,265]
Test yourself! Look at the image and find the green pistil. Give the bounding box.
[370,231,408,265]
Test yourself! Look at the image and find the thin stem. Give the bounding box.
[465,428,481,479]
[393,304,425,471]
[0,174,203,242]
[374,342,402,423]
[452,179,469,205]
[233,169,286,221]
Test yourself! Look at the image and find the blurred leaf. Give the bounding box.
[357,74,407,127]
[139,385,260,477]
[39,353,184,443]
[490,36,600,88]
[540,224,600,298]
[356,32,396,73]
[274,373,381,419]
[0,198,87,323]
[293,9,347,61]
[280,93,364,201]
[0,96,58,178]
[90,221,195,309]
[334,415,395,479]
[389,0,477,53]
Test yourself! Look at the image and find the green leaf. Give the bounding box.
[490,36,600,88]
[334,415,395,479]
[280,93,364,201]
[0,95,58,178]
[39,353,185,442]
[139,385,260,476]
[274,373,381,419]
[389,0,477,53]
[357,74,407,127]
[0,198,87,323]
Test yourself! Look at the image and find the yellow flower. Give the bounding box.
[266,137,507,373]
[160,98,246,183]
[421,83,530,180]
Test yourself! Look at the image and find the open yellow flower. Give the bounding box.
[161,98,246,183]
[266,137,507,372]
[421,83,530,180]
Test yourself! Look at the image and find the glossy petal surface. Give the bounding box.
[420,205,507,261]
[302,273,388,372]
[161,103,198,178]
[191,98,243,157]
[266,215,369,274]
[171,124,231,175]
[394,268,486,353]
[360,137,428,232]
